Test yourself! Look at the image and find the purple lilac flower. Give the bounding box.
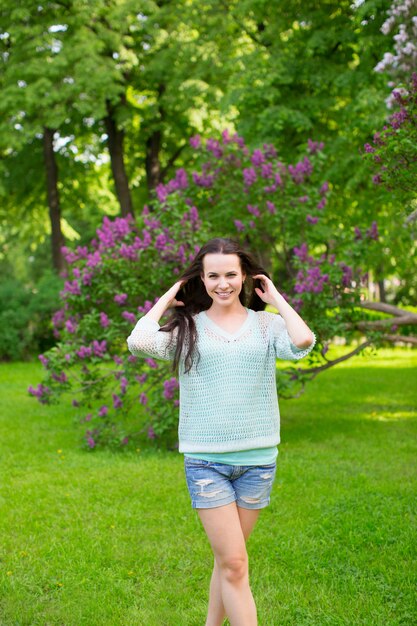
[145,358,158,369]
[174,168,188,190]
[163,377,179,400]
[27,384,51,404]
[247,204,260,217]
[82,272,93,286]
[295,266,329,294]
[234,220,245,232]
[354,227,362,240]
[251,149,265,166]
[243,168,257,187]
[222,129,232,144]
[72,399,79,407]
[51,371,68,383]
[373,174,382,184]
[192,172,215,188]
[65,319,78,334]
[112,393,123,409]
[85,413,92,422]
[340,263,353,287]
[293,242,309,262]
[320,181,329,194]
[364,143,375,153]
[38,354,49,367]
[76,346,92,359]
[114,293,128,306]
[307,138,325,154]
[86,251,101,268]
[122,311,136,325]
[72,268,81,279]
[232,133,245,148]
[147,426,156,439]
[266,201,276,214]
[100,312,110,328]
[136,373,148,384]
[139,393,148,405]
[87,436,96,449]
[206,138,223,158]
[113,355,123,366]
[263,144,277,159]
[306,215,319,224]
[62,280,81,297]
[299,196,309,203]
[189,135,201,149]
[317,198,327,210]
[98,405,108,417]
[121,437,129,446]
[143,216,161,229]
[92,340,107,358]
[249,220,256,229]
[120,377,128,395]
[128,355,137,364]
[138,300,155,314]
[155,183,168,203]
[119,243,138,261]
[61,246,79,264]
[155,233,168,251]
[366,221,379,240]
[390,109,408,129]
[52,309,65,329]
[261,163,274,178]
[288,157,313,184]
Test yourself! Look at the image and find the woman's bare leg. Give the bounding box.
[199,503,260,626]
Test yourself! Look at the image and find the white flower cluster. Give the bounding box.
[374,0,417,90]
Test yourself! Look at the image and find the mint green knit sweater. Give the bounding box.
[127,308,315,453]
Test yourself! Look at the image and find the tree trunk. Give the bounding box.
[145,84,166,192]
[104,100,133,217]
[43,127,65,273]
[145,129,162,191]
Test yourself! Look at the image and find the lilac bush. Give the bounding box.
[29,208,206,449]
[30,132,381,450]
[364,72,417,197]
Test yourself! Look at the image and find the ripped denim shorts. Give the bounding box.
[184,457,277,510]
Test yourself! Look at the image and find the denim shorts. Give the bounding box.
[184,457,277,510]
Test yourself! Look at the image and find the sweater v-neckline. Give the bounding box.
[201,308,253,339]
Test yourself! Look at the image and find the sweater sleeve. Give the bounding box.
[126,316,177,361]
[268,312,316,361]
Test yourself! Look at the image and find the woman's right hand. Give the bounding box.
[162,280,186,310]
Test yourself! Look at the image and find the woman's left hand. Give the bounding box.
[252,274,281,306]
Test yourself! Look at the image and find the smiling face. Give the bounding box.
[201,253,246,309]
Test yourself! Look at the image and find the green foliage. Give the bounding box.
[0,270,62,361]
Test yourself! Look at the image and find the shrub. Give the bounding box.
[0,271,62,360]
[30,133,383,450]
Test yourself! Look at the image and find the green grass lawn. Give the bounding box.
[0,350,416,626]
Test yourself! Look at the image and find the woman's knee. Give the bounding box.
[219,554,248,584]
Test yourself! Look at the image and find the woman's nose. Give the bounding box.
[218,277,228,288]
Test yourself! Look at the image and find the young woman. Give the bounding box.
[127,237,315,626]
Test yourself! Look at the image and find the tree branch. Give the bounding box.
[359,301,410,317]
[383,334,417,346]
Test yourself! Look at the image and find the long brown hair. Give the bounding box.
[161,238,270,372]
